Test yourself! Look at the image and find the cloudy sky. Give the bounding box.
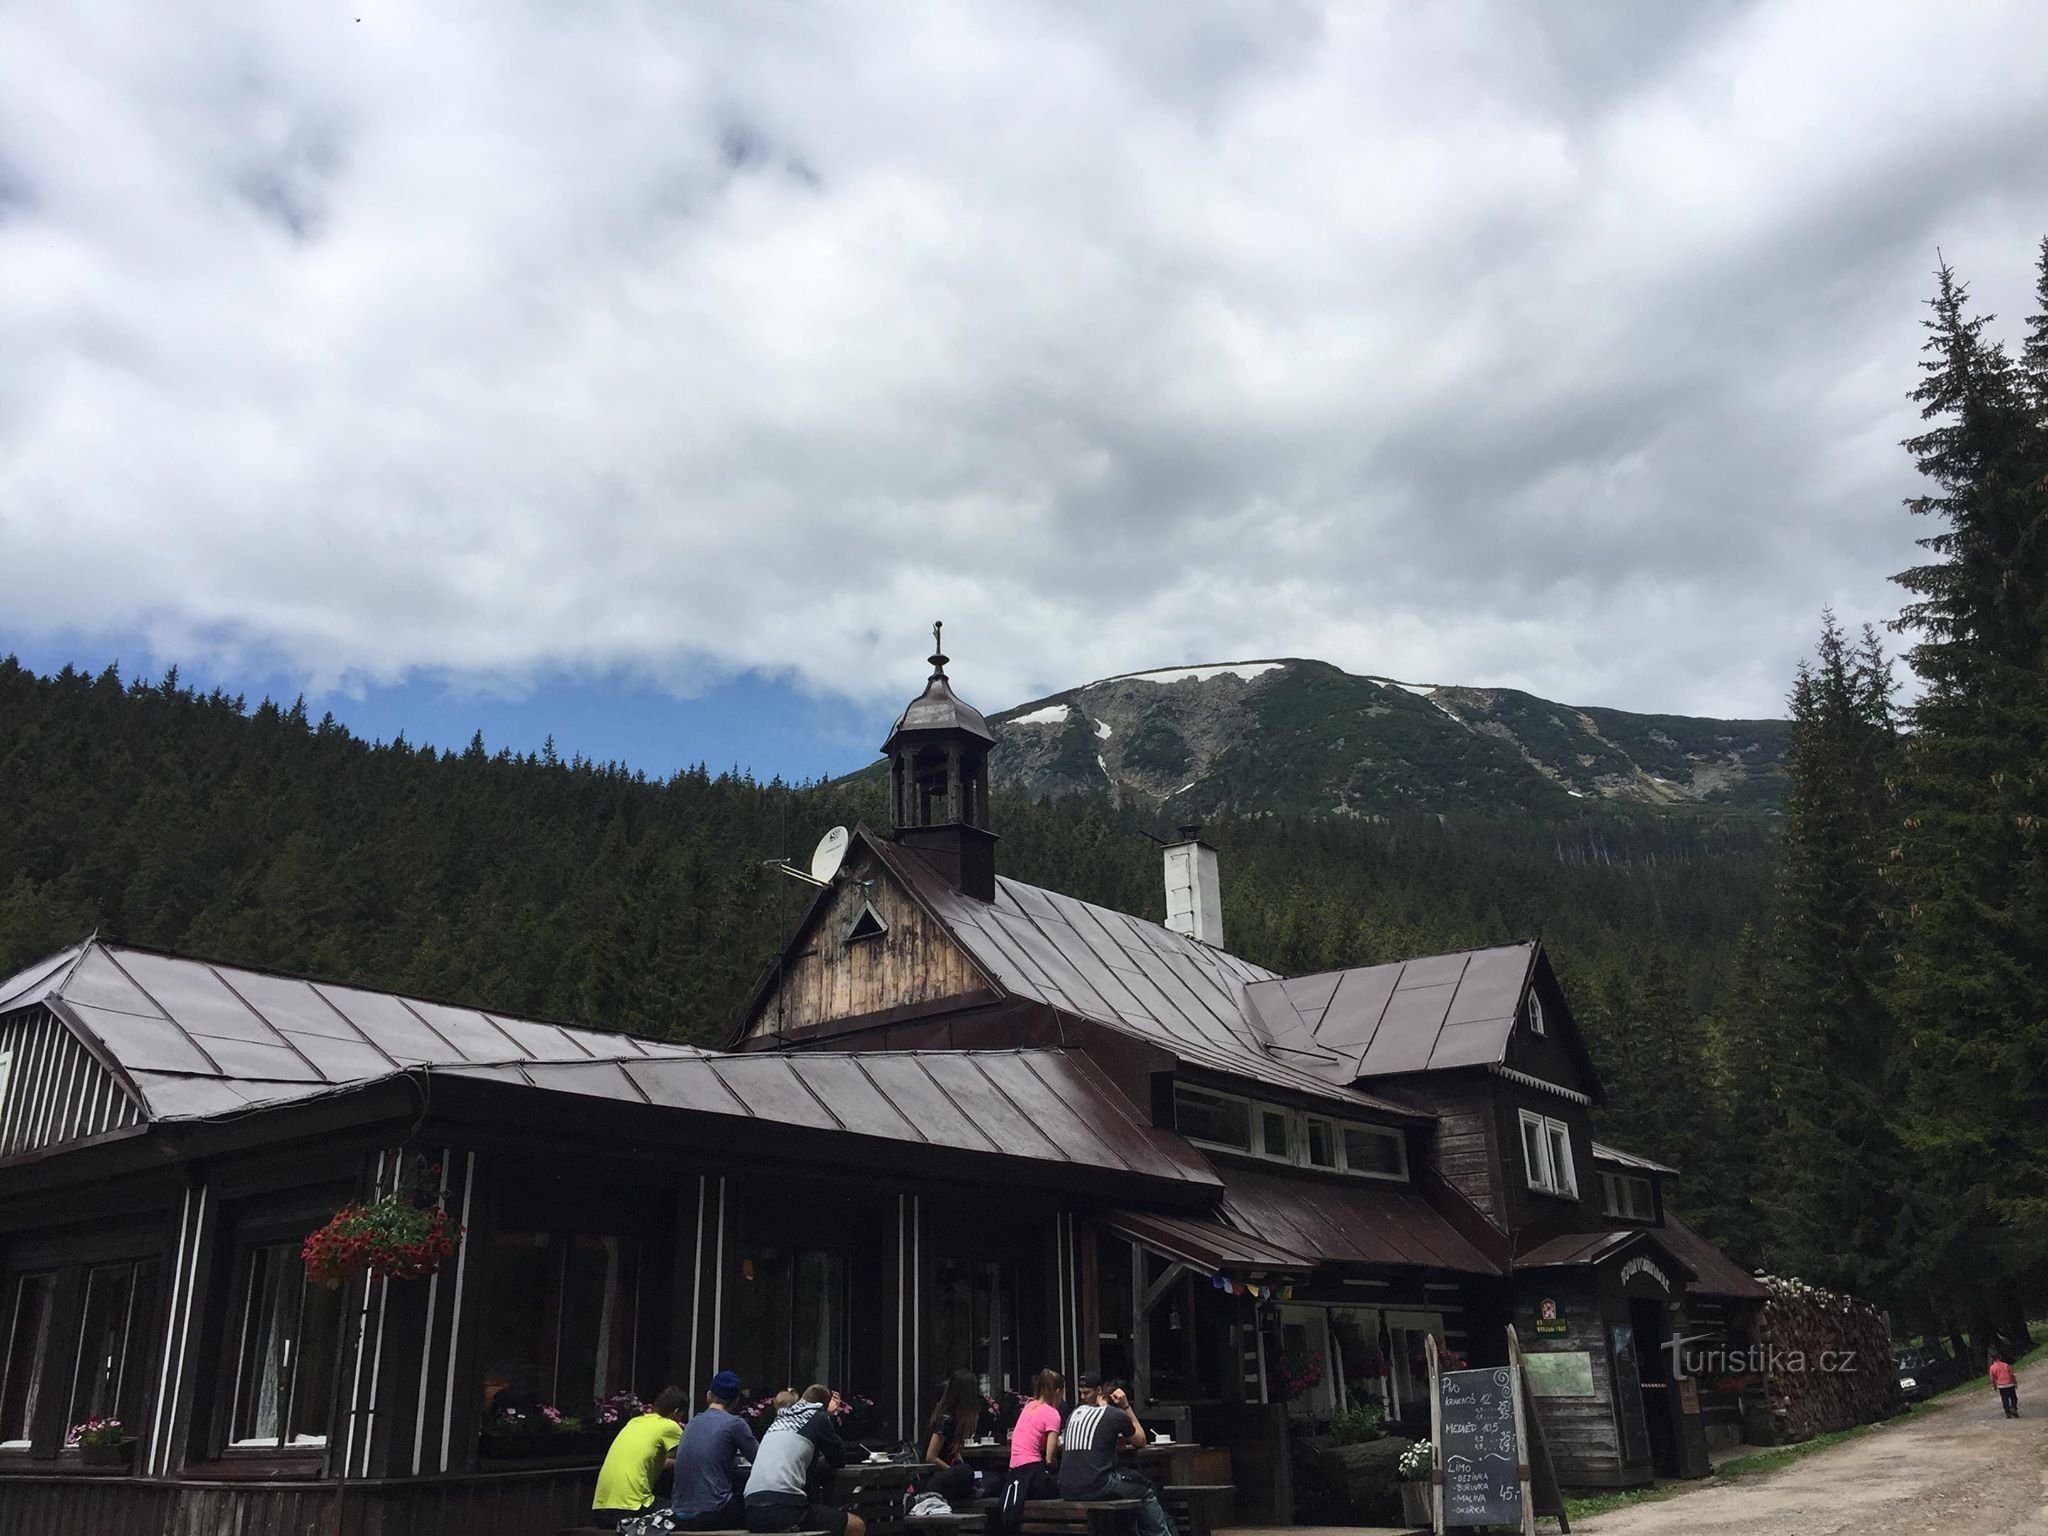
[4,1,2046,778]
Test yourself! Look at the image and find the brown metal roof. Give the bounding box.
[472,1047,1219,1191]
[1658,1213,1768,1299]
[1513,1227,1699,1285]
[1590,1141,1678,1176]
[864,835,1419,1119]
[1242,943,1538,1081]
[2,939,703,1121]
[1098,1206,1314,1277]
[1210,1164,1503,1275]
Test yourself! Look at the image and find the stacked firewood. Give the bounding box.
[1754,1274,1903,1440]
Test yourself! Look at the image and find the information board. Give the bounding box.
[1523,1351,1595,1398]
[1437,1367,1522,1528]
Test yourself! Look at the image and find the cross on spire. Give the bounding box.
[928,620,949,680]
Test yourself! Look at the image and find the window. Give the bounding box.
[480,1231,640,1415]
[1172,1083,1407,1180]
[1520,1111,1578,1198]
[1602,1172,1655,1222]
[1527,994,1545,1036]
[726,1246,847,1398]
[845,905,887,943]
[67,1258,161,1434]
[1,1273,56,1448]
[1341,1123,1408,1180]
[1256,1106,1294,1161]
[1173,1085,1251,1152]
[229,1243,341,1447]
[932,1258,1018,1396]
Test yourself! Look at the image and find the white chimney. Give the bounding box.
[1163,825,1224,948]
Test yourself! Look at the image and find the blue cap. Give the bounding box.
[710,1370,743,1401]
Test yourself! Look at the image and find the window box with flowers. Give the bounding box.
[480,1399,606,1462]
[68,1417,135,1469]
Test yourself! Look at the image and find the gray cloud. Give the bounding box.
[3,0,2046,720]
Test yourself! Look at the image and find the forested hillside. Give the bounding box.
[0,654,1774,1140]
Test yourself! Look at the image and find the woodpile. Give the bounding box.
[1754,1274,1903,1440]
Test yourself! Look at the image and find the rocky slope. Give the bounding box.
[982,659,1789,817]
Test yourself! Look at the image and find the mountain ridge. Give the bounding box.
[975,657,1789,817]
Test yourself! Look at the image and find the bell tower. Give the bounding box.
[883,622,998,901]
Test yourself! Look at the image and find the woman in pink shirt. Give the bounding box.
[999,1369,1066,1521]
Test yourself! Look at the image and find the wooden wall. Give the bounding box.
[742,848,987,1039]
[0,1005,143,1157]
[0,1466,599,1536]
[1512,1275,1647,1490]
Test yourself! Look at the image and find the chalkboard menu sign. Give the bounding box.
[1437,1367,1522,1528]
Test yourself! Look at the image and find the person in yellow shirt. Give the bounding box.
[592,1386,690,1529]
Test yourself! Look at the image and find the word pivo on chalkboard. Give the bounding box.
[1437,1367,1522,1528]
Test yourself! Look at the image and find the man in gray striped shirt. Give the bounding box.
[1056,1379,1170,1536]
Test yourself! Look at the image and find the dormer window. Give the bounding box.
[1527,993,1545,1036]
[1171,1084,1408,1181]
[845,905,888,944]
[1602,1172,1656,1221]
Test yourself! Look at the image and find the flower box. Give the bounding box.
[80,1438,135,1469]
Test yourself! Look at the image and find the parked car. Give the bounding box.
[1896,1347,1956,1401]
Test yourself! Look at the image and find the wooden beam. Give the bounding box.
[1141,1260,1192,1318]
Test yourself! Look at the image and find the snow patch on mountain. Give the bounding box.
[1010,703,1071,726]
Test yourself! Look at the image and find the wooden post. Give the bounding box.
[1426,1333,1444,1536]
[1132,1243,1151,1406]
[1505,1326,1537,1536]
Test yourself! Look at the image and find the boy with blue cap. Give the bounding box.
[671,1370,757,1530]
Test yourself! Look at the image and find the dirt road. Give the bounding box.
[1578,1357,2047,1536]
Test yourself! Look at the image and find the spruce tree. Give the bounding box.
[1764,615,1903,1293]
[1888,254,2048,1319]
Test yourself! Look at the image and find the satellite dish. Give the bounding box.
[809,826,850,885]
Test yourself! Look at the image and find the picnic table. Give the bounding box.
[956,1437,1200,1487]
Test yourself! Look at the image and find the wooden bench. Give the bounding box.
[1158,1485,1233,1536]
[1015,1498,1145,1536]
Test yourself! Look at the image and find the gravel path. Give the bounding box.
[1578,1356,2046,1536]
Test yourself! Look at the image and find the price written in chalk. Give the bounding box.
[1437,1368,1522,1528]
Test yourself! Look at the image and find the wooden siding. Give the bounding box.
[0,1465,599,1536]
[1513,1277,1644,1489]
[743,849,986,1038]
[0,1007,142,1157]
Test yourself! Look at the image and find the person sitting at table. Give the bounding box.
[670,1370,757,1531]
[923,1369,983,1506]
[590,1385,690,1530]
[997,1368,1065,1528]
[1057,1379,1170,1536]
[745,1384,863,1536]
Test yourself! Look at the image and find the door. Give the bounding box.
[1629,1296,1679,1477]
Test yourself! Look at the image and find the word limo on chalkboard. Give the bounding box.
[1437,1367,1522,1528]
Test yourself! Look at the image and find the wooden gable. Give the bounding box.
[0,1005,144,1156]
[739,841,994,1042]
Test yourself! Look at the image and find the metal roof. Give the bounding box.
[1098,1206,1314,1277]
[1590,1141,1678,1176]
[1241,943,1538,1081]
[1657,1213,1768,1299]
[1211,1164,1503,1275]
[0,941,1218,1194]
[866,836,1420,1119]
[1513,1227,1698,1285]
[463,1047,1218,1190]
[884,657,996,748]
[0,939,703,1122]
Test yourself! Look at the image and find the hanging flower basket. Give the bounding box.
[303,1157,461,1288]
